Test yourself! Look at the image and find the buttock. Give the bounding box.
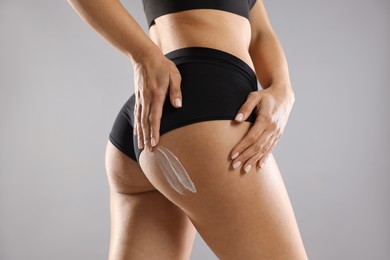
[109,46,258,163]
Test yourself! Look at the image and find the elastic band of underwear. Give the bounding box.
[164,46,258,91]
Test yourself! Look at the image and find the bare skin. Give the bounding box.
[68,0,307,259]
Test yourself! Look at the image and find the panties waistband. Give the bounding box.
[164,46,258,91]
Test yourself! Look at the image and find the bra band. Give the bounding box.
[142,0,257,28]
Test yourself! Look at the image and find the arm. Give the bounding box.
[67,0,159,64]
[248,0,294,97]
[230,0,295,172]
[67,0,184,151]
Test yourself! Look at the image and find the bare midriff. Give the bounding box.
[148,9,255,72]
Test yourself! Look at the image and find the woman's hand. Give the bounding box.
[133,47,183,152]
[229,85,295,172]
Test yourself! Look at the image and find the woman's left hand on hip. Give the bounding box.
[230,85,295,173]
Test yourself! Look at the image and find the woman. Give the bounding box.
[68,0,308,259]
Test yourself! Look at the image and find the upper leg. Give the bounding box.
[139,120,308,260]
[105,139,155,194]
[105,140,196,260]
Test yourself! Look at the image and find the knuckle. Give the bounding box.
[148,114,153,122]
[171,87,181,94]
[264,142,272,152]
[148,113,161,122]
[254,142,262,152]
[248,91,258,98]
[270,121,278,129]
[137,129,143,138]
[173,70,182,81]
[141,87,152,96]
[240,104,252,113]
[249,133,258,142]
[135,110,140,117]
[261,141,269,151]
[261,112,272,122]
[247,136,255,143]
[259,146,267,154]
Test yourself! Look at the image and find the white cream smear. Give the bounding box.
[151,145,197,195]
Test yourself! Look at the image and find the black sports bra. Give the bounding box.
[142,0,257,28]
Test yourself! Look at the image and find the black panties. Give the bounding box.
[109,46,258,162]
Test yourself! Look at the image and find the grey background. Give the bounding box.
[0,0,389,259]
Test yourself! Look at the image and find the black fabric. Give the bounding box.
[109,46,258,162]
[109,101,137,161]
[142,0,258,28]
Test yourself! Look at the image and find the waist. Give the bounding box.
[148,10,254,72]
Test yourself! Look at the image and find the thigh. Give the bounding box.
[105,140,197,260]
[139,120,308,260]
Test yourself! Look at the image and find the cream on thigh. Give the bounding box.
[139,120,308,260]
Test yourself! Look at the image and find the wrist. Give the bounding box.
[128,41,162,66]
[266,82,295,103]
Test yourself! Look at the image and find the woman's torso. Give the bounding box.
[147,9,255,72]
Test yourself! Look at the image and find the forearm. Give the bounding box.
[249,31,293,96]
[67,0,159,64]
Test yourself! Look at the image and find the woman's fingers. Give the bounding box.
[245,132,276,171]
[231,115,282,172]
[148,90,166,149]
[230,88,289,173]
[169,69,183,108]
[230,109,268,160]
[257,136,279,169]
[135,101,144,149]
[233,91,261,122]
[133,55,183,152]
[141,87,167,152]
[231,127,274,172]
[133,102,137,136]
[140,96,152,151]
[230,91,262,159]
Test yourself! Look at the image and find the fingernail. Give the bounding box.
[151,137,156,147]
[260,162,265,168]
[231,152,239,160]
[175,98,182,107]
[232,161,241,169]
[235,113,243,121]
[244,164,252,173]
